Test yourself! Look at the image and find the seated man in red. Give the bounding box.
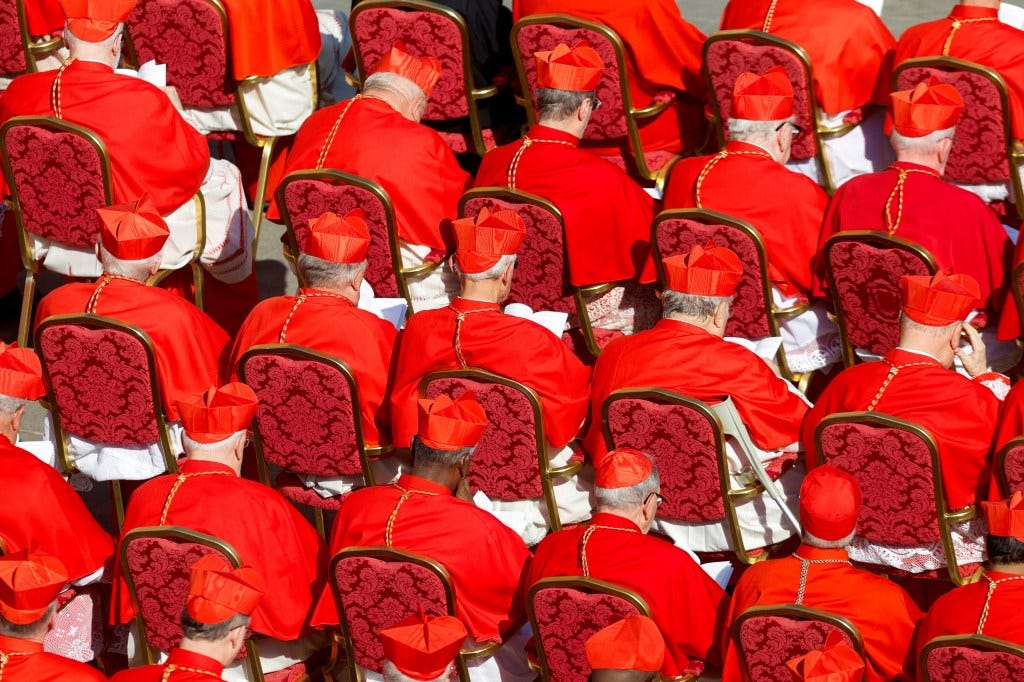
[664,67,837,373]
[720,466,922,682]
[586,615,665,682]
[388,208,592,544]
[0,552,106,681]
[271,43,470,312]
[115,383,327,679]
[111,556,265,682]
[514,0,708,155]
[475,41,658,335]
[529,448,729,678]
[380,612,468,682]
[803,272,1009,573]
[817,79,1016,370]
[915,492,1024,654]
[311,393,533,681]
[585,246,808,553]
[34,196,228,481]
[227,210,400,495]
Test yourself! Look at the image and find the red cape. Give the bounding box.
[221,0,321,79]
[0,635,106,681]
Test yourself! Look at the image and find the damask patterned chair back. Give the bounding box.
[459,188,575,315]
[527,577,650,682]
[822,231,937,367]
[920,635,1024,681]
[733,605,865,682]
[0,0,29,77]
[276,169,405,301]
[124,0,234,109]
[996,437,1024,497]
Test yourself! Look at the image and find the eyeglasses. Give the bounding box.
[645,492,664,508]
[589,96,602,110]
[775,120,804,136]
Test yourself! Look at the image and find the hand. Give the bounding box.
[161,85,183,111]
[955,322,989,377]
[454,477,473,502]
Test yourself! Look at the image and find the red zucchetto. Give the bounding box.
[185,555,264,625]
[371,42,443,97]
[891,77,964,138]
[59,0,136,41]
[535,41,603,92]
[900,271,979,326]
[595,448,654,489]
[177,383,259,444]
[305,210,371,264]
[97,193,169,261]
[417,391,488,451]
[586,615,665,672]
[663,244,743,298]
[380,610,468,680]
[733,66,794,121]
[453,207,526,274]
[799,465,862,541]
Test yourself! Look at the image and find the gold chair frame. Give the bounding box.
[1010,259,1024,345]
[651,208,811,388]
[813,411,978,586]
[238,343,392,537]
[459,186,621,359]
[703,30,853,195]
[349,0,498,157]
[732,604,867,682]
[995,435,1024,498]
[510,14,681,187]
[821,230,938,368]
[330,546,501,682]
[419,367,582,534]
[7,0,64,76]
[35,314,180,530]
[919,634,1024,682]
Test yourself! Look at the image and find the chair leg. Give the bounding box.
[111,480,125,536]
[191,263,205,312]
[315,507,326,540]
[251,137,277,253]
[17,270,36,347]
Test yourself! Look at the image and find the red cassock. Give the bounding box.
[915,571,1024,654]
[995,381,1024,455]
[720,544,922,682]
[109,649,224,682]
[528,512,729,676]
[663,140,829,298]
[999,238,1024,341]
[0,60,210,215]
[815,161,1012,313]
[388,297,591,448]
[268,97,471,251]
[0,436,113,582]
[474,124,657,287]
[114,460,326,641]
[895,5,1024,140]
[584,319,808,465]
[513,0,708,153]
[0,634,107,681]
[802,349,1002,510]
[719,0,895,115]
[34,279,228,422]
[220,0,321,79]
[226,291,397,446]
[309,474,531,643]
[23,0,64,36]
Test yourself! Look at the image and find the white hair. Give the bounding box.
[383,660,450,682]
[457,254,516,282]
[182,430,246,455]
[728,117,787,143]
[296,252,366,289]
[99,246,162,281]
[63,22,123,55]
[661,290,732,321]
[803,529,856,550]
[890,126,955,154]
[595,469,661,511]
[0,394,27,417]
[364,71,426,104]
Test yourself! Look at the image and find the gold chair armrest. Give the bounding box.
[472,85,500,100]
[365,445,395,460]
[547,460,583,479]
[817,121,858,140]
[461,640,502,660]
[945,504,977,525]
[632,94,676,119]
[344,71,361,89]
[1012,139,1024,161]
[147,269,173,287]
[727,483,764,504]
[28,36,63,54]
[401,260,441,278]
[773,301,812,319]
[577,282,618,300]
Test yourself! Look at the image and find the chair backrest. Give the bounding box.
[822,231,937,365]
[421,369,546,501]
[276,169,405,300]
[894,58,1014,187]
[921,635,1024,681]
[997,436,1024,497]
[703,30,819,163]
[331,547,454,674]
[238,345,370,482]
[0,116,112,251]
[602,389,728,523]
[0,0,29,76]
[733,605,865,682]
[459,188,575,315]
[124,0,235,108]
[527,577,651,682]
[652,209,775,339]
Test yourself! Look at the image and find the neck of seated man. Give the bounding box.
[183,432,245,476]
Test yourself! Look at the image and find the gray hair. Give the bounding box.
[0,603,56,639]
[891,126,955,154]
[899,312,961,337]
[364,72,427,108]
[595,468,661,511]
[457,254,516,282]
[661,290,732,321]
[0,394,28,417]
[99,247,162,281]
[383,660,450,682]
[728,117,786,145]
[182,430,246,455]
[296,252,367,289]
[803,529,856,550]
[180,611,251,642]
[536,88,593,122]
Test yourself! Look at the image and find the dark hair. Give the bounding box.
[411,435,474,469]
[537,88,593,121]
[0,603,55,638]
[987,534,1024,565]
[180,610,250,642]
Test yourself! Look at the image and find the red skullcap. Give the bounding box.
[185,555,264,625]
[585,615,665,672]
[799,465,862,541]
[787,631,866,682]
[535,41,603,92]
[380,609,468,681]
[733,66,794,121]
[371,42,442,97]
[0,552,68,625]
[417,392,488,450]
[891,77,964,138]
[0,343,44,400]
[982,491,1024,542]
[663,244,743,297]
[97,193,169,261]
[59,0,135,41]
[901,271,979,326]
[177,383,258,444]
[453,207,526,274]
[304,210,371,264]
[595,448,654,489]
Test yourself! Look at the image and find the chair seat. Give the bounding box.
[438,128,497,155]
[264,661,307,682]
[599,149,676,174]
[561,327,623,358]
[852,560,983,582]
[276,472,347,511]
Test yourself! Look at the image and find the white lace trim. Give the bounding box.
[978,374,1011,401]
[846,517,986,573]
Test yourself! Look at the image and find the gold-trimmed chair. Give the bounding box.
[349,0,499,158]
[330,546,500,682]
[995,435,1024,498]
[420,368,582,535]
[919,634,1024,681]
[511,14,682,188]
[703,29,851,194]
[0,0,64,80]
[732,604,867,681]
[814,412,982,585]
